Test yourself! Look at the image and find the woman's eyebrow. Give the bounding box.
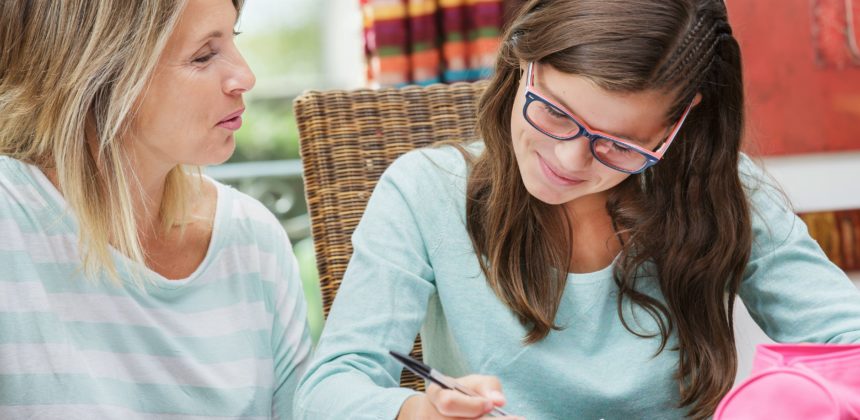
[196,30,225,43]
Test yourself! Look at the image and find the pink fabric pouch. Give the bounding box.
[715,344,860,419]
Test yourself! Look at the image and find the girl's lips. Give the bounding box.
[538,154,585,186]
[217,116,242,131]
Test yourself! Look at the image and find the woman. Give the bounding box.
[295,0,860,419]
[0,1,311,418]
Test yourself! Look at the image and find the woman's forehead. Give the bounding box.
[163,0,238,52]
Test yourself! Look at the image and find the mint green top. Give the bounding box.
[295,145,860,419]
[0,156,312,419]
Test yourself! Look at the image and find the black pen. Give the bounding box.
[389,350,514,417]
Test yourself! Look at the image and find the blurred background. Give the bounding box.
[206,0,860,379]
[206,0,364,342]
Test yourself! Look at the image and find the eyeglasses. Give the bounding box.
[522,62,694,174]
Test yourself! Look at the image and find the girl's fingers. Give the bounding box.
[426,384,495,418]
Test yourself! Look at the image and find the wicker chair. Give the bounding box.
[294,81,488,391]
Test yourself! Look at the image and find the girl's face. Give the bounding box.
[510,62,681,208]
[131,0,255,171]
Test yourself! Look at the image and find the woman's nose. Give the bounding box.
[224,52,256,95]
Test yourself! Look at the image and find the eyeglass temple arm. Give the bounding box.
[526,62,535,86]
[653,101,694,158]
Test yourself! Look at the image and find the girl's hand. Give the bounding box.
[397,375,524,420]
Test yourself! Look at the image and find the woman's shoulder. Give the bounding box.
[0,156,31,225]
[208,177,291,251]
[0,156,21,206]
[202,178,300,289]
[0,156,59,221]
[0,155,33,198]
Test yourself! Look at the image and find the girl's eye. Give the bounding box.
[193,52,217,64]
[543,104,567,119]
[610,141,633,154]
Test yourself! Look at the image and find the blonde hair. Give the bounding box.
[0,1,242,284]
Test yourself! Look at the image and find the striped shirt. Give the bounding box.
[0,156,312,419]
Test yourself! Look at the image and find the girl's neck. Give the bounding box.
[563,191,622,273]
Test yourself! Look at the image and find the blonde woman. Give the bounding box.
[0,1,311,418]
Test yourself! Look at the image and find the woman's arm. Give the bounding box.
[270,233,314,419]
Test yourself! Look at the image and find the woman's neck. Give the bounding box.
[43,137,174,239]
[130,165,170,237]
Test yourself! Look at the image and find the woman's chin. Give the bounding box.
[196,140,236,167]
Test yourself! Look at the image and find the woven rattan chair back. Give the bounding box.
[294,81,487,391]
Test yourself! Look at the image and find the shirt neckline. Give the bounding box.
[18,160,227,289]
[566,254,619,285]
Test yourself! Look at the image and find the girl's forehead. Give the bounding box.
[534,64,676,145]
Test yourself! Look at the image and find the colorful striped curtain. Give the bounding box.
[362,0,504,87]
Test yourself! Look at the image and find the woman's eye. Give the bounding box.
[193,52,217,64]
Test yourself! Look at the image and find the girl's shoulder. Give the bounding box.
[367,142,481,237]
[737,153,808,256]
[737,153,792,215]
[384,141,483,195]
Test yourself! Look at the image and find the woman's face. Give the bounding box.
[131,0,255,170]
[510,62,677,208]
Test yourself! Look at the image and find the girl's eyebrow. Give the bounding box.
[541,83,651,145]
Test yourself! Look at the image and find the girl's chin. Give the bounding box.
[524,182,578,206]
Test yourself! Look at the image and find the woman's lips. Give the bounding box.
[538,154,585,186]
[217,115,242,131]
[217,108,244,131]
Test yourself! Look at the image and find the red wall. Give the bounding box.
[729,0,860,155]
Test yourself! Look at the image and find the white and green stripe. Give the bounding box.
[0,156,312,419]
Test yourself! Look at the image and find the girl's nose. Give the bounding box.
[553,136,594,172]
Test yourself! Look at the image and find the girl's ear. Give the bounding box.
[692,92,703,107]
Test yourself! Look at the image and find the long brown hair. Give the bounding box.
[467,0,750,417]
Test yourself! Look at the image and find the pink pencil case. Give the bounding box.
[715,344,860,419]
